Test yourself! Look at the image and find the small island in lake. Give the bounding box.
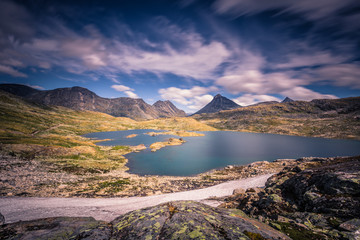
[145,131,204,137]
[125,134,137,138]
[150,138,186,152]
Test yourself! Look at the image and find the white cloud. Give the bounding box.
[124,90,139,98]
[26,84,44,90]
[158,86,217,111]
[0,64,27,78]
[111,84,138,98]
[111,84,133,92]
[233,94,281,106]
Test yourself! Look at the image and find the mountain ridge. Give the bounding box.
[0,84,184,120]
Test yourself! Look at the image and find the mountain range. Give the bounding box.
[0,84,185,120]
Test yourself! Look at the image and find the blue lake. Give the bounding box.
[84,130,360,176]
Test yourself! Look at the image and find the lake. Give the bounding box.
[84,130,360,176]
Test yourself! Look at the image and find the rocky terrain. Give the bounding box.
[0,201,289,239]
[221,156,360,239]
[1,157,359,239]
[194,94,240,114]
[194,96,360,140]
[0,84,185,120]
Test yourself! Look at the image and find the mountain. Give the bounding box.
[0,84,184,120]
[153,100,186,117]
[193,97,360,139]
[281,97,294,103]
[193,94,240,115]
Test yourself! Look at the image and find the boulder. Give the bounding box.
[233,188,246,195]
[111,201,290,240]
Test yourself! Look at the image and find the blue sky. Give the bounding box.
[0,0,359,113]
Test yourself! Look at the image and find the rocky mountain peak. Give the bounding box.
[282,97,294,103]
[153,100,186,117]
[194,94,241,115]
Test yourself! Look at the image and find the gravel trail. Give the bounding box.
[0,174,272,223]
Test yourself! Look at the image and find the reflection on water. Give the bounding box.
[84,130,360,176]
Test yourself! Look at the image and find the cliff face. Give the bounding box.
[153,100,186,117]
[0,84,185,120]
[194,94,240,115]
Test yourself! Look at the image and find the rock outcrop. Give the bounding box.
[223,156,360,239]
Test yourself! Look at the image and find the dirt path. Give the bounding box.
[0,174,272,223]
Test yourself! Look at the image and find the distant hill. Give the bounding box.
[193,97,360,139]
[0,84,185,120]
[153,100,186,117]
[193,94,240,115]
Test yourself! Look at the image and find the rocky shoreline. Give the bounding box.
[0,148,295,198]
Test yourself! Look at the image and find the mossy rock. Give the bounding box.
[111,201,290,240]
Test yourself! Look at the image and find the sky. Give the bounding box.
[0,0,359,113]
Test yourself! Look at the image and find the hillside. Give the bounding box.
[194,97,360,140]
[193,94,240,114]
[0,84,185,120]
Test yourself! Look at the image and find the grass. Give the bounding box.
[0,90,215,173]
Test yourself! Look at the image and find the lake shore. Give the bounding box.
[0,145,299,198]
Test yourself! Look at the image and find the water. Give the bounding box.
[84,130,360,176]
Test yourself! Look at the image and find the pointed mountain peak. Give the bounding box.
[282,97,294,103]
[193,94,240,115]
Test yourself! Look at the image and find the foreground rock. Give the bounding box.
[0,217,111,239]
[0,201,288,240]
[223,156,360,239]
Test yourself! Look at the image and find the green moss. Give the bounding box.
[188,229,204,239]
[97,178,130,192]
[243,231,266,240]
[276,222,325,240]
[112,145,131,151]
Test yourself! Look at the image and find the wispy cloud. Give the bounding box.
[212,0,359,21]
[0,64,27,78]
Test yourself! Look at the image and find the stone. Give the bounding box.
[233,188,246,195]
[339,219,360,232]
[0,212,4,225]
[0,217,111,239]
[246,187,262,193]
